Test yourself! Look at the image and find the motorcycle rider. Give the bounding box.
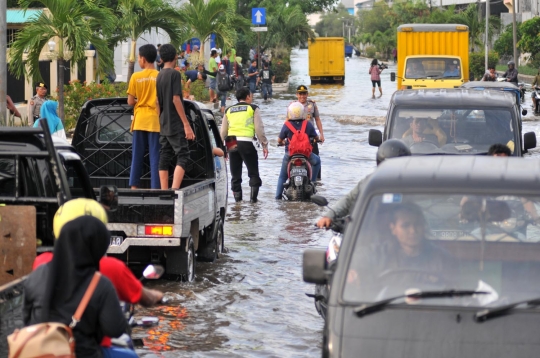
[316,139,411,228]
[531,67,540,112]
[502,61,519,84]
[276,102,321,199]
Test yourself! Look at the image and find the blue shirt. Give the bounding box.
[279,120,318,153]
[248,65,258,83]
[443,68,459,77]
[185,70,199,82]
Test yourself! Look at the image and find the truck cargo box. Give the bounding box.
[308,37,345,84]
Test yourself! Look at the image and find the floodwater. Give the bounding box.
[135,49,540,357]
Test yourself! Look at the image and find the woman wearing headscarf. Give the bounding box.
[23,216,127,358]
[33,100,67,139]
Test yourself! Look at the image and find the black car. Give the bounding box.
[304,156,540,358]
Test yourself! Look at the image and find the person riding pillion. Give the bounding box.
[275,102,321,200]
[220,87,268,203]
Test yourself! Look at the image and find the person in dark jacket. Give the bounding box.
[23,216,127,358]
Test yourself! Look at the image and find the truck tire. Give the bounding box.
[165,236,195,282]
[197,219,224,262]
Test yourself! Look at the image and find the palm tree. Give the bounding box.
[115,0,189,83]
[260,5,314,51]
[451,3,500,51]
[9,0,115,121]
[177,0,249,58]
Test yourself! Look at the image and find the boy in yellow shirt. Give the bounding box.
[127,44,161,189]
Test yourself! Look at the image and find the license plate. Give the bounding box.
[291,168,307,176]
[432,230,465,239]
[110,236,124,246]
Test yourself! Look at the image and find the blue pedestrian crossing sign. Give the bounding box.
[252,8,266,25]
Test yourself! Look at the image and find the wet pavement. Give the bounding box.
[135,49,540,357]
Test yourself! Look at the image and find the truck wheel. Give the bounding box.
[214,219,224,259]
[197,219,224,262]
[182,237,195,282]
[166,236,195,281]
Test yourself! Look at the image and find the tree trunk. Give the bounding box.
[127,38,137,83]
[127,60,135,84]
[58,58,65,122]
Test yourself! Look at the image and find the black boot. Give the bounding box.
[233,191,242,202]
[250,187,259,203]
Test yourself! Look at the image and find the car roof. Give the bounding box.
[363,156,540,195]
[461,81,520,91]
[390,89,516,108]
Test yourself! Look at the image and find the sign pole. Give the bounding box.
[258,31,261,70]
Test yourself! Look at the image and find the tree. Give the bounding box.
[178,0,249,59]
[236,0,338,15]
[517,17,540,58]
[495,24,521,59]
[260,5,314,51]
[9,0,115,121]
[115,0,188,83]
[314,4,354,38]
[371,29,394,60]
[450,3,500,51]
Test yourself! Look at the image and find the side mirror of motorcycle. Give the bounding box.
[522,109,528,116]
[390,72,396,82]
[311,195,329,207]
[143,264,165,280]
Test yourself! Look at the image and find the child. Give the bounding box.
[127,44,161,189]
[156,44,196,190]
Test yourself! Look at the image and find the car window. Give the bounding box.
[96,113,132,143]
[343,193,540,308]
[405,58,461,79]
[390,108,515,155]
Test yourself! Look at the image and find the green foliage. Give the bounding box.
[496,64,539,76]
[518,17,540,57]
[190,80,210,102]
[273,49,291,83]
[260,4,314,50]
[365,46,377,58]
[314,4,354,38]
[450,3,500,50]
[236,0,337,15]
[63,80,127,130]
[494,24,521,58]
[469,52,499,80]
[7,0,43,6]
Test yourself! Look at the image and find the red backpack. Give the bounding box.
[285,120,312,157]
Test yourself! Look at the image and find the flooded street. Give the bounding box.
[135,49,540,357]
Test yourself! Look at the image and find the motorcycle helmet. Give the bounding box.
[287,101,305,120]
[508,61,515,66]
[376,139,411,165]
[53,198,108,238]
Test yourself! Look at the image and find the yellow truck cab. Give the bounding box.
[394,24,469,90]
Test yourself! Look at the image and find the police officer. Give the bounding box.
[220,87,268,203]
[28,83,48,125]
[295,85,324,178]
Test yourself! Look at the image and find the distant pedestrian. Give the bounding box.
[257,62,274,101]
[127,44,161,189]
[6,95,22,118]
[220,87,268,203]
[184,69,207,92]
[208,49,219,103]
[156,44,164,71]
[28,82,48,125]
[33,100,66,139]
[249,47,256,62]
[392,48,397,63]
[216,64,231,114]
[369,58,384,98]
[156,44,195,190]
[482,66,498,82]
[233,56,245,91]
[222,50,231,75]
[247,59,259,94]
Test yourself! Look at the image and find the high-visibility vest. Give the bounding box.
[226,102,256,137]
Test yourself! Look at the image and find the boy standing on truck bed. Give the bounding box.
[127,44,161,189]
[156,44,196,190]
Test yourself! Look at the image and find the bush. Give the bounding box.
[273,59,291,83]
[190,80,209,102]
[365,46,377,58]
[469,51,499,80]
[63,79,127,130]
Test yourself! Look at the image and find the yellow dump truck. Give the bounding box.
[394,24,469,90]
[308,37,345,84]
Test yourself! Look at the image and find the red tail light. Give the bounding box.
[294,158,303,166]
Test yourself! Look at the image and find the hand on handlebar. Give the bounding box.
[316,217,333,229]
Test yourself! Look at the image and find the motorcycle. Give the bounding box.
[533,86,540,115]
[306,195,347,321]
[112,264,165,352]
[278,139,320,201]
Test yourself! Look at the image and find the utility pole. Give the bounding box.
[0,2,7,126]
[485,0,490,70]
[512,0,518,65]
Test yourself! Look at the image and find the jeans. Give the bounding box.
[101,347,138,358]
[275,153,321,199]
[229,141,262,194]
[218,90,227,108]
[129,130,161,189]
[249,81,256,94]
[261,83,272,99]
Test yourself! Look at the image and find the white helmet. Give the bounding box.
[287,102,305,120]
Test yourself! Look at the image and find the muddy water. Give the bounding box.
[135,49,540,357]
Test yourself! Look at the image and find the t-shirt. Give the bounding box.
[279,119,318,153]
[127,69,160,132]
[156,68,185,136]
[248,66,258,83]
[208,57,218,78]
[185,70,199,82]
[259,69,274,84]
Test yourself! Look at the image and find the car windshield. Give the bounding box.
[389,108,516,155]
[343,194,540,308]
[405,58,461,79]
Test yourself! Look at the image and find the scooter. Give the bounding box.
[283,153,316,201]
[112,264,165,351]
[306,195,347,321]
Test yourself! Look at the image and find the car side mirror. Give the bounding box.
[524,131,537,151]
[368,129,383,147]
[522,109,528,116]
[303,249,327,284]
[100,185,118,212]
[390,72,396,82]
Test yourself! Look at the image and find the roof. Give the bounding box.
[7,9,42,24]
[363,156,540,196]
[461,81,520,91]
[390,89,516,109]
[397,24,469,32]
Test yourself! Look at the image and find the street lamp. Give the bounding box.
[48,40,56,53]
